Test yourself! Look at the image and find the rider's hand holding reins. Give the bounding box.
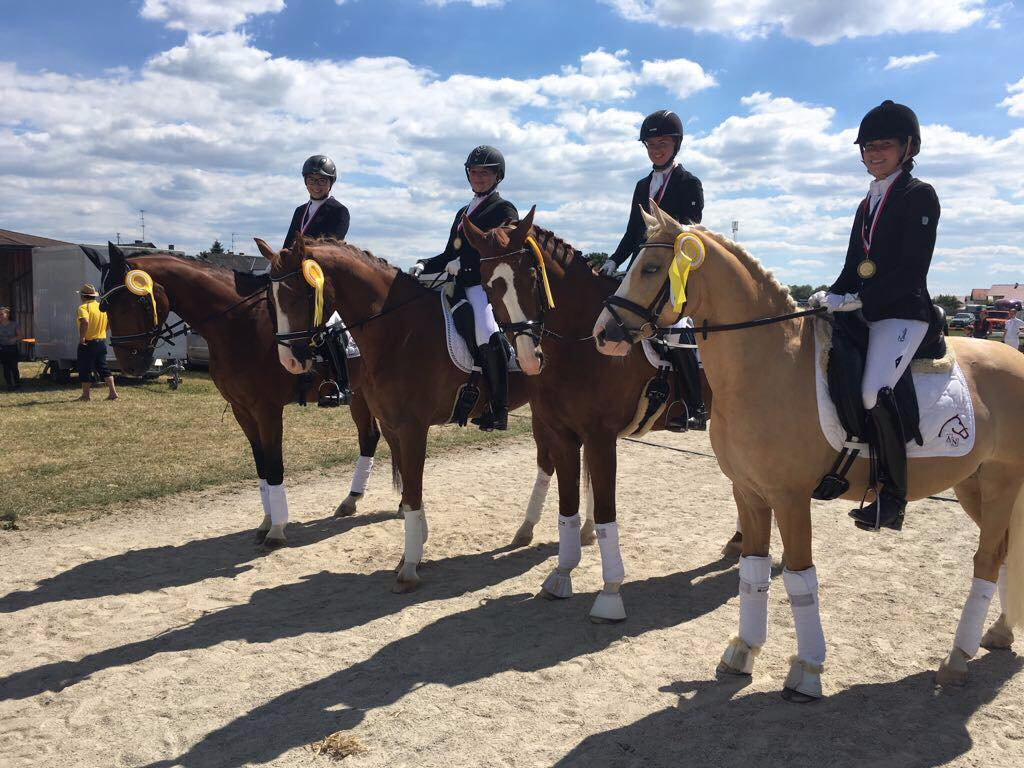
[409,262,425,278]
[445,258,461,277]
[599,260,618,276]
[823,292,862,314]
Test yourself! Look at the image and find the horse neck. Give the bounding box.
[136,257,250,327]
[544,253,608,338]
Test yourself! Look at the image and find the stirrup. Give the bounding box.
[849,493,905,532]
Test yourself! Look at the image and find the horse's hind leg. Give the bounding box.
[256,406,288,548]
[336,390,381,517]
[539,430,583,601]
[512,415,555,548]
[393,424,429,594]
[939,470,1020,685]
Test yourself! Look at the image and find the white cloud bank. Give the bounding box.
[885,52,939,70]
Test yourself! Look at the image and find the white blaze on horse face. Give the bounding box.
[489,262,542,375]
[271,281,310,374]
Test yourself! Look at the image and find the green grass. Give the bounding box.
[0,362,531,525]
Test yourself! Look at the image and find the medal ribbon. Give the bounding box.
[860,171,901,257]
[649,164,675,208]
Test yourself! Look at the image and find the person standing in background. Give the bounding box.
[1003,308,1023,351]
[972,309,990,339]
[0,306,22,389]
[76,284,118,402]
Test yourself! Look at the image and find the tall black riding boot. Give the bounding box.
[472,333,509,431]
[849,387,907,531]
[667,344,707,431]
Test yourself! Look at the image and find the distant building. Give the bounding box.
[1,228,76,351]
[969,283,1024,303]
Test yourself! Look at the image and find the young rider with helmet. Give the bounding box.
[284,155,351,250]
[606,109,707,431]
[812,100,941,532]
[410,146,519,431]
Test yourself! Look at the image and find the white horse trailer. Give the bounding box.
[32,244,186,379]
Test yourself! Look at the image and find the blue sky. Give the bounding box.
[2,0,1022,294]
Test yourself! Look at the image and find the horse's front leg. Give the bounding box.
[256,406,288,549]
[772,493,824,703]
[540,431,582,600]
[583,434,626,623]
[393,423,429,593]
[718,484,773,678]
[336,389,380,517]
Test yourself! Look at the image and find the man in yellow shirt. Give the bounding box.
[76,284,118,401]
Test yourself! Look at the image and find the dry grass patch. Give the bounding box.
[307,732,368,760]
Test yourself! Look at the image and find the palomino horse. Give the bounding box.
[102,245,385,547]
[255,225,575,592]
[465,217,735,624]
[592,202,1024,701]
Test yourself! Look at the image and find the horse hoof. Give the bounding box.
[981,616,1015,650]
[721,532,742,559]
[334,494,359,517]
[255,529,269,544]
[510,523,534,549]
[717,637,758,676]
[261,536,287,550]
[589,590,626,623]
[782,656,823,701]
[580,520,597,546]
[392,577,420,594]
[540,568,573,600]
[936,648,970,686]
[781,687,820,704]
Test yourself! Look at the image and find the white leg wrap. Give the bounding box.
[525,470,551,524]
[349,455,374,495]
[402,507,427,565]
[585,476,595,526]
[954,577,996,657]
[258,479,271,530]
[783,566,826,667]
[557,513,582,571]
[596,522,625,584]
[738,555,771,649]
[998,564,1008,613]
[266,483,289,527]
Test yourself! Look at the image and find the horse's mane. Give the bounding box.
[646,217,796,311]
[305,237,397,278]
[530,226,582,269]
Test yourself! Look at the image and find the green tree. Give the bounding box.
[934,294,963,316]
[788,284,814,301]
[585,252,610,269]
[209,239,225,254]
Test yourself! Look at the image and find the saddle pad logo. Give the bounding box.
[940,415,970,447]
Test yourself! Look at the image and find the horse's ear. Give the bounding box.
[510,206,536,247]
[640,204,659,232]
[462,216,487,251]
[254,238,280,266]
[107,241,126,268]
[291,233,307,260]
[651,198,670,229]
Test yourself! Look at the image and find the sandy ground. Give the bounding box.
[2,427,1023,768]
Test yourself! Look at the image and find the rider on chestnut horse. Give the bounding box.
[284,155,351,250]
[603,110,708,432]
[409,145,519,431]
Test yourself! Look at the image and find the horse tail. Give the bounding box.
[391,452,403,495]
[1004,483,1024,627]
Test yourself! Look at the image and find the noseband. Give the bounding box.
[601,241,675,342]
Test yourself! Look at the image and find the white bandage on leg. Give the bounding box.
[954,577,997,657]
[998,565,1008,613]
[257,479,271,530]
[349,455,374,495]
[557,513,582,571]
[738,555,771,649]
[595,522,625,584]
[266,483,289,526]
[525,470,552,524]
[403,507,428,564]
[783,566,826,666]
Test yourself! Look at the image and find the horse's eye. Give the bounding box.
[642,264,660,275]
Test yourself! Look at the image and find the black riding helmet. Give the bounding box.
[302,154,337,181]
[855,100,921,158]
[639,110,684,167]
[464,145,505,185]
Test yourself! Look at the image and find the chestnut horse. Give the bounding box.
[101,245,384,547]
[256,226,571,592]
[465,215,734,624]
[593,201,1024,700]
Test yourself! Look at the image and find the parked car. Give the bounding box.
[949,312,975,329]
[986,309,1010,333]
[186,329,210,368]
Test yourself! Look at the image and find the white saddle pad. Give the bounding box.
[440,287,519,374]
[642,317,700,370]
[813,319,975,459]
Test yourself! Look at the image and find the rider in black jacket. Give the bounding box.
[814,100,941,532]
[605,110,707,431]
[283,155,351,250]
[410,146,519,431]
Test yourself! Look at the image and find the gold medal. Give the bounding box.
[857,259,876,279]
[453,236,462,250]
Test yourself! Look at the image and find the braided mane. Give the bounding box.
[305,237,396,276]
[530,226,582,268]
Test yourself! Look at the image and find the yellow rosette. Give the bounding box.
[668,233,705,312]
[125,269,158,325]
[301,259,326,327]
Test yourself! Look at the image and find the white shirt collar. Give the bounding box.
[650,163,676,198]
[307,195,328,212]
[868,168,901,204]
[466,190,495,216]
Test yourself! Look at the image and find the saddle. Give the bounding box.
[814,305,947,500]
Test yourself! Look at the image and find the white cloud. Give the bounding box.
[1001,76,1024,117]
[140,0,285,33]
[885,52,939,70]
[598,0,987,45]
[640,58,717,99]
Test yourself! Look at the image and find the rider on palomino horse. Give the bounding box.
[409,145,519,431]
[284,155,351,249]
[603,110,708,432]
[809,100,940,533]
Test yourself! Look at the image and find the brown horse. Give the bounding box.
[465,216,734,624]
[593,201,1024,700]
[101,245,384,547]
[256,228,562,592]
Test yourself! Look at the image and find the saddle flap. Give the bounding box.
[914,304,947,361]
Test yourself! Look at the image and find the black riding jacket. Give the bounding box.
[283,196,350,250]
[610,165,704,268]
[420,192,518,288]
[830,171,940,324]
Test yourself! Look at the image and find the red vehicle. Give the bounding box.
[985,308,1010,333]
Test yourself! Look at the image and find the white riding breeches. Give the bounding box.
[465,284,500,347]
[862,317,930,410]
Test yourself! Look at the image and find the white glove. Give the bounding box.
[445,258,461,277]
[599,260,619,276]
[807,290,827,308]
[408,262,425,278]
[825,292,861,313]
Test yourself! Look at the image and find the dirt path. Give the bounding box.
[2,430,1022,767]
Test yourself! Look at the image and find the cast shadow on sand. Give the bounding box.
[0,509,400,613]
[139,558,738,768]
[0,540,557,700]
[555,651,1023,768]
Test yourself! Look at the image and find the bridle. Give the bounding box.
[479,236,557,345]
